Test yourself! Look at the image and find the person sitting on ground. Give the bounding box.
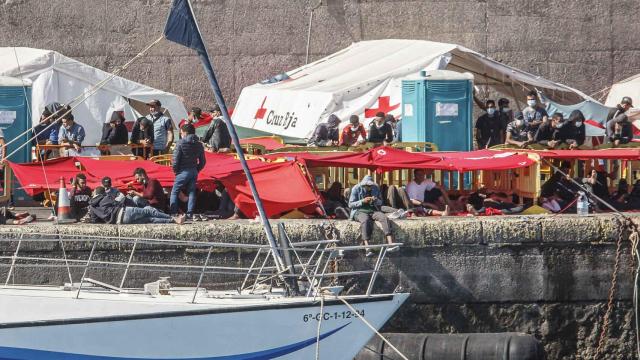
[206,181,237,219]
[481,192,524,214]
[2,208,36,225]
[146,99,174,156]
[320,181,350,219]
[69,173,92,220]
[421,171,449,211]
[170,123,206,220]
[308,114,341,147]
[522,90,548,135]
[100,111,129,146]
[475,99,503,149]
[626,181,640,210]
[611,179,629,210]
[58,113,85,156]
[567,110,586,148]
[404,169,449,216]
[202,105,232,152]
[130,117,154,158]
[126,168,167,211]
[367,112,394,145]
[349,175,398,256]
[505,112,533,148]
[101,177,121,200]
[339,115,367,147]
[89,186,185,225]
[540,192,563,213]
[534,112,570,149]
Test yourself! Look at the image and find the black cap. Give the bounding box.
[146,99,162,107]
[210,105,221,113]
[375,111,385,118]
[514,111,524,120]
[622,96,633,106]
[191,107,202,116]
[101,177,112,187]
[349,115,359,124]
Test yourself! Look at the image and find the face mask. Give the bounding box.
[576,121,583,127]
[527,100,536,107]
[556,122,564,128]
[501,107,510,113]
[487,108,496,116]
[515,120,524,127]
[350,126,359,131]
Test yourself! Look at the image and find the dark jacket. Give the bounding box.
[172,134,206,173]
[202,117,231,151]
[100,123,129,145]
[130,117,154,144]
[367,122,394,143]
[88,194,124,224]
[308,115,341,147]
[475,113,503,148]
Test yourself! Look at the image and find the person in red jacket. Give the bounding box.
[339,115,367,146]
[126,168,168,212]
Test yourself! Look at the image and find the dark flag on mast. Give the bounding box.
[162,0,286,273]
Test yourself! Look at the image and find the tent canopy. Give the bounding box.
[606,73,640,107]
[0,47,188,145]
[232,39,591,140]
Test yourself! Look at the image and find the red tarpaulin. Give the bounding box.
[429,149,536,172]
[75,158,176,189]
[9,157,81,196]
[522,149,640,160]
[221,161,319,218]
[239,137,288,151]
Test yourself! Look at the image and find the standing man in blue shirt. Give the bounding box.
[58,113,85,156]
[145,100,174,156]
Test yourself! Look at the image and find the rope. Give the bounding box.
[315,295,325,360]
[3,35,165,160]
[336,295,409,360]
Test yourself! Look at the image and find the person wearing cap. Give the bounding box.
[308,114,341,147]
[129,117,154,158]
[202,105,231,152]
[100,111,129,146]
[339,115,367,146]
[606,96,634,145]
[475,99,503,149]
[348,175,398,256]
[367,111,394,145]
[170,123,206,219]
[101,177,121,200]
[145,100,174,156]
[522,90,548,134]
[505,111,533,148]
[58,113,85,156]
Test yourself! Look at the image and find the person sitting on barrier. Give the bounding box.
[100,111,129,146]
[202,105,231,152]
[567,110,586,148]
[321,181,350,219]
[126,168,167,211]
[475,100,503,149]
[101,177,121,200]
[89,186,185,225]
[339,115,367,147]
[606,97,634,146]
[58,113,85,156]
[308,114,341,147]
[367,112,394,146]
[505,112,533,148]
[404,169,449,216]
[69,173,92,220]
[33,104,64,160]
[130,117,154,158]
[349,175,398,256]
[534,112,569,149]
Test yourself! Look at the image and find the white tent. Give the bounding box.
[0,47,188,145]
[605,74,640,107]
[232,39,591,140]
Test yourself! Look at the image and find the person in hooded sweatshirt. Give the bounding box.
[169,123,206,219]
[308,114,341,147]
[367,112,394,145]
[348,175,398,257]
[475,99,503,148]
[567,110,586,148]
[89,186,185,225]
[100,111,129,150]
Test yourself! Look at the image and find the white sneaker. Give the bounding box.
[388,209,406,219]
[386,246,400,253]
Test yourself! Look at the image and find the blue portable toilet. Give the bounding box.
[401,70,474,151]
[0,76,32,203]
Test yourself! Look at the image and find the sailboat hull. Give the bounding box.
[0,290,408,359]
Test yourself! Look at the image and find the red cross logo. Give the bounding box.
[254,97,268,120]
[364,96,400,118]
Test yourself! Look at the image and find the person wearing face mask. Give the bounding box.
[58,113,85,156]
[339,115,367,146]
[505,112,533,148]
[534,112,570,149]
[606,97,634,145]
[497,98,513,142]
[367,111,394,145]
[475,100,503,149]
[522,90,548,135]
[145,99,175,156]
[567,110,586,147]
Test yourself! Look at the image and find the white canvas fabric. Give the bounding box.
[232,39,591,140]
[0,47,188,145]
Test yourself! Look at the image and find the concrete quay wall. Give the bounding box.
[0,214,636,359]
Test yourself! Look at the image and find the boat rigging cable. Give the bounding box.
[543,159,640,359]
[2,36,165,161]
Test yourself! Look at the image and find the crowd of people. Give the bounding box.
[474,91,636,149]
[307,111,398,147]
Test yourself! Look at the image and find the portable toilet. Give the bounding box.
[401,70,474,151]
[0,76,32,203]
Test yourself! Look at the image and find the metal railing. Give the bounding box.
[0,231,401,302]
